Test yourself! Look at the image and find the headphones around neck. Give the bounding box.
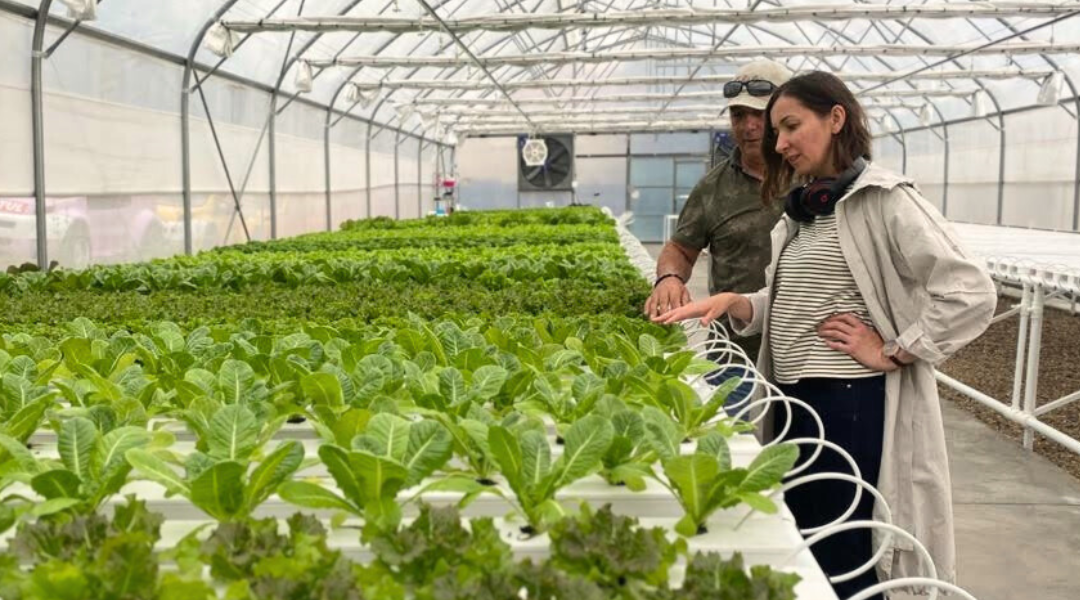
[784,157,869,223]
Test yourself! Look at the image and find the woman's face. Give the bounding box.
[770,94,846,178]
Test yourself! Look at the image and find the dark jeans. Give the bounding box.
[775,377,886,600]
[703,333,759,416]
[704,364,754,416]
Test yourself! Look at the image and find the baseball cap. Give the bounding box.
[726,59,793,111]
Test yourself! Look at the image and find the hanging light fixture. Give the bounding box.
[918,103,933,127]
[294,60,313,94]
[971,90,988,118]
[394,102,416,121]
[1037,71,1065,106]
[418,109,440,130]
[58,0,97,20]
[204,22,239,58]
[347,83,378,108]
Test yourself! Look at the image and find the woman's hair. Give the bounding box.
[760,71,872,203]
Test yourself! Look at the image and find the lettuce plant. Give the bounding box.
[0,418,151,518]
[435,407,544,486]
[648,420,799,536]
[650,551,800,600]
[643,377,753,439]
[278,414,459,532]
[599,408,657,491]
[125,405,304,522]
[0,368,57,445]
[0,496,172,600]
[548,504,686,596]
[488,413,614,534]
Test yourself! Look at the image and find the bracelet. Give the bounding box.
[887,354,907,368]
[653,273,686,288]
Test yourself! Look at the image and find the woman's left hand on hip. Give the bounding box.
[817,313,896,372]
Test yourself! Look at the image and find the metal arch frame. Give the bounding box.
[863,12,1011,222]
[987,16,1080,230]
[387,24,715,139]
[181,0,246,255]
[660,14,918,151]
[317,0,480,222]
[924,101,952,217]
[269,0,369,237]
[387,1,1022,209]
[350,2,640,187]
[17,0,1080,273]
[371,0,709,128]
[380,1,648,137]
[181,0,445,256]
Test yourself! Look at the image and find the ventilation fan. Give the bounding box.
[518,134,574,192]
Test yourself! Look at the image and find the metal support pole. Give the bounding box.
[625,134,632,214]
[394,131,401,220]
[268,103,278,240]
[997,112,1007,226]
[31,0,55,270]
[1022,284,1046,450]
[941,121,950,217]
[900,125,908,175]
[183,0,245,255]
[324,122,332,231]
[1067,74,1080,231]
[194,86,250,242]
[365,122,373,218]
[417,139,423,218]
[268,0,307,240]
[1011,283,1032,411]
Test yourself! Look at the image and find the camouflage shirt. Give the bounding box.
[670,151,783,358]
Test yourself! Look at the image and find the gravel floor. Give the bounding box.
[939,294,1080,481]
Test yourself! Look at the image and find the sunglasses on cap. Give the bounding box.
[723,79,777,99]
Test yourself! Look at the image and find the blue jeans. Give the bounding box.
[704,364,755,417]
[775,377,886,600]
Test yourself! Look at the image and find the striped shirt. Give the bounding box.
[769,213,879,384]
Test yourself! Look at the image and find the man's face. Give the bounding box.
[730,105,767,161]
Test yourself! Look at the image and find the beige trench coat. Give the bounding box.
[731,163,997,586]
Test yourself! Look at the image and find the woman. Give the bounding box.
[654,71,996,598]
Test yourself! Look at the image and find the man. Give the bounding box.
[644,59,792,401]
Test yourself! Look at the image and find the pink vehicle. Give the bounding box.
[0,196,184,269]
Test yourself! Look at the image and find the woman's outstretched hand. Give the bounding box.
[651,292,741,326]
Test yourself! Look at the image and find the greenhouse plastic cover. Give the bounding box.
[4,0,1080,264]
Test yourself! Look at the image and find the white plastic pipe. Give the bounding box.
[306,43,1080,69]
[347,69,1050,92]
[222,4,1079,34]
[785,520,939,600]
[935,371,1080,456]
[846,578,978,600]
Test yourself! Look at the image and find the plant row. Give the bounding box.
[0,313,796,536]
[0,501,798,600]
[220,222,617,254]
[0,208,648,329]
[339,207,615,230]
[1,248,635,294]
[0,207,806,598]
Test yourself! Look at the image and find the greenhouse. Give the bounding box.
[3,1,1080,599]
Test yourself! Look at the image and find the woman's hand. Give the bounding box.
[817,313,898,372]
[652,292,742,326]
